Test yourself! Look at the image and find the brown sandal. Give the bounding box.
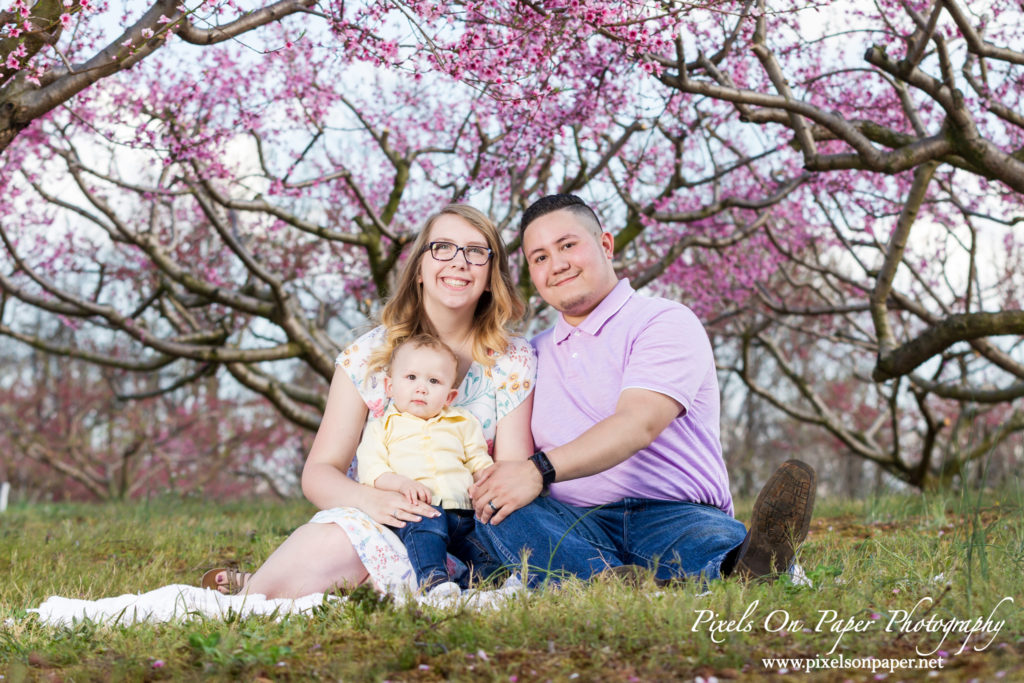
[201,567,251,595]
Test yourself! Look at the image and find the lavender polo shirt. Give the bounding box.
[533,279,734,516]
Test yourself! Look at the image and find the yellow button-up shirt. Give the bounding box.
[356,404,492,509]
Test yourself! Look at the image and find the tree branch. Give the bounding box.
[874,311,1024,380]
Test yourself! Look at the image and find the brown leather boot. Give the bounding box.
[731,459,816,581]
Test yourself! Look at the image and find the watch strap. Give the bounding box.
[529,450,556,495]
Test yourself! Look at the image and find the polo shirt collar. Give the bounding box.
[553,278,635,343]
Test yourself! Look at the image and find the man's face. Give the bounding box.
[384,345,459,420]
[522,208,618,326]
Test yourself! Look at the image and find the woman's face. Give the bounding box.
[418,214,493,317]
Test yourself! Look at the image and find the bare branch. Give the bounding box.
[874,310,1024,380]
[871,160,938,358]
[177,0,316,46]
[909,374,1024,402]
[941,0,1024,66]
[225,361,322,431]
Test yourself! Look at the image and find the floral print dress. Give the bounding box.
[309,325,537,594]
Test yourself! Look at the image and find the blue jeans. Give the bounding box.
[395,506,500,589]
[475,497,746,587]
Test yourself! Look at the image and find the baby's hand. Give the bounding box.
[399,480,432,505]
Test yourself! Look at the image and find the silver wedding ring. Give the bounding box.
[488,501,498,512]
[394,509,401,518]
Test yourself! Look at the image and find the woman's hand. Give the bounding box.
[362,486,439,528]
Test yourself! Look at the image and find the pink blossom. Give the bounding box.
[60,13,72,30]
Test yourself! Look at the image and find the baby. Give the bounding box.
[357,333,498,592]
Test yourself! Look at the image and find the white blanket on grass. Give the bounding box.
[29,567,810,627]
[30,584,331,626]
[29,581,524,627]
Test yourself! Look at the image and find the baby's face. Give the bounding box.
[385,345,459,419]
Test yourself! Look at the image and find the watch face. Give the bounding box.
[531,452,555,482]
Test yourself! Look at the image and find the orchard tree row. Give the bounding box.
[2,0,1022,496]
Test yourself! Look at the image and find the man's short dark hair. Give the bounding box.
[519,194,603,239]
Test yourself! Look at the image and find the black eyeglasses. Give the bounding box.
[424,241,493,266]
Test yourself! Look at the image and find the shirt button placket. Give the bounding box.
[566,332,582,379]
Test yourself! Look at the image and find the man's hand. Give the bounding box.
[471,460,543,525]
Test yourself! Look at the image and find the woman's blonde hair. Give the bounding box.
[368,205,524,373]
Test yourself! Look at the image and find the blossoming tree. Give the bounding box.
[2,0,1022,492]
[1,0,317,152]
[401,0,1024,487]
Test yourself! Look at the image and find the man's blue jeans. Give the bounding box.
[395,506,499,589]
[475,497,747,587]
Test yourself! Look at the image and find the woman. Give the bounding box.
[202,205,536,598]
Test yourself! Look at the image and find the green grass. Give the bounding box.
[1,487,1022,681]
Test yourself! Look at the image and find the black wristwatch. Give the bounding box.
[529,450,556,496]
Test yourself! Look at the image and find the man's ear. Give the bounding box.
[383,375,393,398]
[445,388,459,406]
[600,230,615,259]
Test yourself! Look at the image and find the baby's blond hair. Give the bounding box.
[388,334,460,387]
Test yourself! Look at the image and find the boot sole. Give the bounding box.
[736,459,816,578]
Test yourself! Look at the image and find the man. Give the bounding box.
[472,194,816,585]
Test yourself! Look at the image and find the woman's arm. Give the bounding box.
[300,370,437,525]
[490,390,534,462]
[468,391,534,515]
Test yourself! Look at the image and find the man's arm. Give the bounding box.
[473,387,681,524]
[547,387,681,479]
